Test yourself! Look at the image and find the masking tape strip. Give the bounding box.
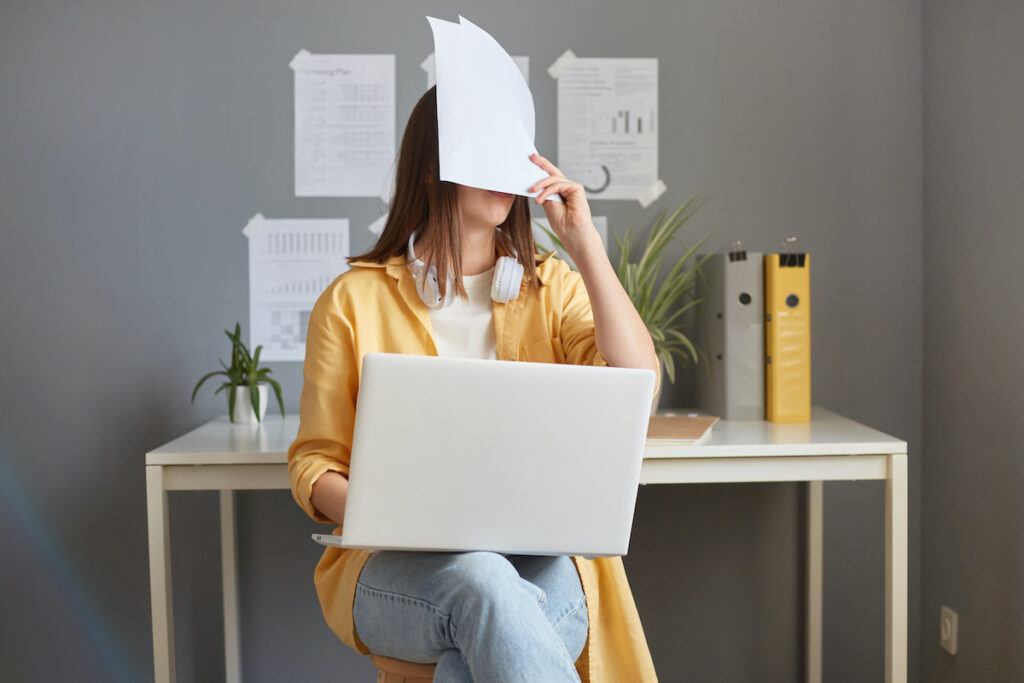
[420,52,435,74]
[367,214,388,236]
[637,179,667,208]
[547,49,577,79]
[288,49,311,71]
[241,213,265,238]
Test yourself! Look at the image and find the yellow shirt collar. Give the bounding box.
[350,248,557,286]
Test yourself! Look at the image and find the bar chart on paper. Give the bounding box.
[242,215,351,362]
[608,108,655,135]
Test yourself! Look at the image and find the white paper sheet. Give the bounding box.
[291,51,395,197]
[532,216,608,269]
[426,15,559,202]
[422,51,529,89]
[242,214,350,361]
[556,58,659,201]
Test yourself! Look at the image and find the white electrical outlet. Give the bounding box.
[940,606,958,655]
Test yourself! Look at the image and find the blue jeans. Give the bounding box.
[352,551,588,682]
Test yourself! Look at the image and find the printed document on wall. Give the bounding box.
[557,58,658,201]
[291,51,395,197]
[243,214,350,361]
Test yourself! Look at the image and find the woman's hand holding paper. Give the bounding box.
[529,152,599,257]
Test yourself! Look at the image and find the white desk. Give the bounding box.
[146,405,907,683]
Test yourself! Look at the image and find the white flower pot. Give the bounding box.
[230,382,269,424]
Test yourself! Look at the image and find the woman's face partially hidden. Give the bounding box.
[455,184,516,229]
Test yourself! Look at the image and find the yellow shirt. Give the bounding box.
[287,247,660,682]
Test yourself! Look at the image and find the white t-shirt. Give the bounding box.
[427,265,498,360]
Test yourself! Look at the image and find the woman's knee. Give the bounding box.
[450,552,519,590]
[444,552,543,609]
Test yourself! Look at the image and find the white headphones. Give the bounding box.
[406,228,525,310]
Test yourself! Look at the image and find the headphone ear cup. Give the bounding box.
[491,256,524,303]
[415,262,455,310]
[407,231,454,310]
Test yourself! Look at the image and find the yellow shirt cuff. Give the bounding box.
[299,461,349,524]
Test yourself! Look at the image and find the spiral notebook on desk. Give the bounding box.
[647,413,719,445]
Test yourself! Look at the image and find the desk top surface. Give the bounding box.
[146,406,907,466]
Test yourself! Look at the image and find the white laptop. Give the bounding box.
[312,352,656,557]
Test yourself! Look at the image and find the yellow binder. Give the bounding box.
[764,252,811,422]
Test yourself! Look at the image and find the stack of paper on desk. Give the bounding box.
[646,414,719,445]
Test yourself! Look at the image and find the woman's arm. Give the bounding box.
[310,471,349,526]
[286,285,360,525]
[565,231,660,392]
[528,153,660,393]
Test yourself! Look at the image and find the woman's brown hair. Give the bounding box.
[347,86,542,302]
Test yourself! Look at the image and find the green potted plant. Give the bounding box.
[534,190,720,412]
[191,322,285,424]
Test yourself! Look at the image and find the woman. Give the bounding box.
[287,86,661,682]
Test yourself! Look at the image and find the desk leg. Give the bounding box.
[221,490,241,683]
[806,481,823,683]
[146,466,175,683]
[886,454,908,683]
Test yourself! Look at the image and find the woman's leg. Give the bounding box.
[352,550,582,682]
[504,555,589,664]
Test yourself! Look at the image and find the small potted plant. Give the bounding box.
[191,322,285,424]
[535,189,720,413]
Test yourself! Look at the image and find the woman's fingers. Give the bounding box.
[530,152,590,213]
[536,180,568,203]
[536,179,577,204]
[530,152,563,177]
[529,174,563,193]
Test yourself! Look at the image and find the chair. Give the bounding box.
[370,654,438,683]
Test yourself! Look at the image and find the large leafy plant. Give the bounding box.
[190,322,285,423]
[534,190,719,385]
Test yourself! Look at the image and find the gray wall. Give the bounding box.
[0,0,924,681]
[921,0,1024,680]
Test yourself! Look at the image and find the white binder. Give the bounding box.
[695,249,765,420]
